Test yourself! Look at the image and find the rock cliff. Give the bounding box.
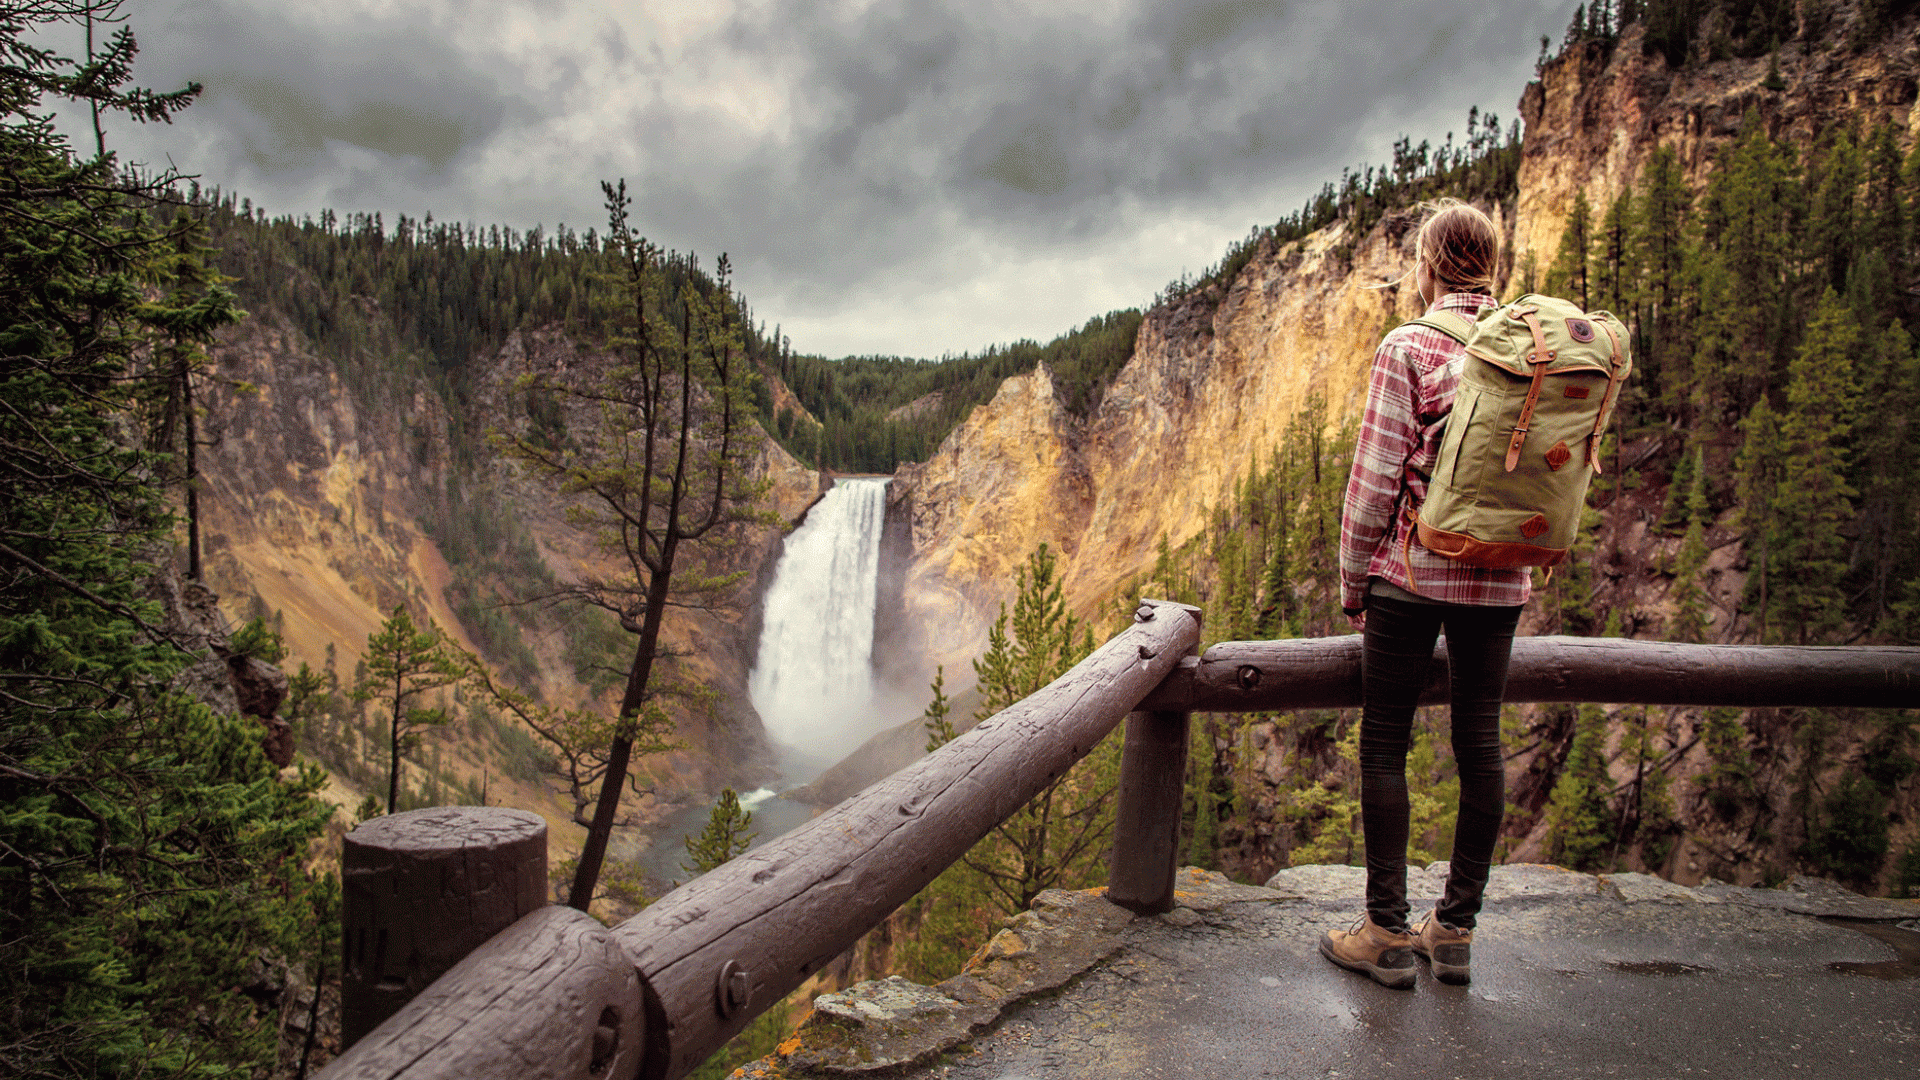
[1513,22,1920,277]
[887,216,1452,675]
[195,310,821,841]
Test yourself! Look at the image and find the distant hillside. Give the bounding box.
[767,308,1144,474]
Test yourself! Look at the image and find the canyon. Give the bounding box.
[190,18,1919,888]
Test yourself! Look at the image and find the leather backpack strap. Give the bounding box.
[1505,306,1554,473]
[1587,320,1627,473]
[1399,505,1424,597]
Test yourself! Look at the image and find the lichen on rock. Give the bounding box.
[743,887,1135,1077]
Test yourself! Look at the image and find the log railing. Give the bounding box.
[318,604,1920,1080]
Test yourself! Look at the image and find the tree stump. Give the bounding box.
[341,807,548,1050]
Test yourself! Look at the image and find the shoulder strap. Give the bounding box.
[1404,310,1476,345]
[1587,320,1627,473]
[1504,305,1554,473]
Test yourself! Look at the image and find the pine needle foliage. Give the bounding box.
[351,605,469,815]
[682,788,758,876]
[964,544,1106,913]
[1,5,330,1075]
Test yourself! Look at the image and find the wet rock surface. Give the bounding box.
[747,866,1920,1079]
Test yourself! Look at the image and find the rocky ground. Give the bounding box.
[739,865,1920,1080]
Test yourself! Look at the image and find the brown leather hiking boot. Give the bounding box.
[1410,910,1472,984]
[1319,913,1417,989]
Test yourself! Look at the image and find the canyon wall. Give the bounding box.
[196,312,822,843]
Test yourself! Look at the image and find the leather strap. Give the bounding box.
[1400,505,1424,597]
[1505,308,1554,473]
[1588,320,1626,473]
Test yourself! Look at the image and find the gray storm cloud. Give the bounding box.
[103,0,1572,356]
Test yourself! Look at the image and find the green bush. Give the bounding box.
[1804,773,1891,888]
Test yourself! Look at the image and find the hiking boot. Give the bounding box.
[1319,913,1417,989]
[1410,910,1472,984]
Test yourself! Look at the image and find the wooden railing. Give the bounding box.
[318,601,1920,1080]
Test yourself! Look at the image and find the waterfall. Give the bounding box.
[748,477,890,779]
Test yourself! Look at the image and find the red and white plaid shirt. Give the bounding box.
[1339,291,1531,613]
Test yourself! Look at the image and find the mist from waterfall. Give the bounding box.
[748,476,890,780]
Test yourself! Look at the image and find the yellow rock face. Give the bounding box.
[891,217,1436,674]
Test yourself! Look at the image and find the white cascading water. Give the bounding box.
[748,476,890,778]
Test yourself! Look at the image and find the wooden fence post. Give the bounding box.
[341,807,548,1050]
[1106,601,1200,915]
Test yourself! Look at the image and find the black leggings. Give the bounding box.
[1359,591,1522,931]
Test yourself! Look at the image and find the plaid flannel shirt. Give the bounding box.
[1338,291,1532,613]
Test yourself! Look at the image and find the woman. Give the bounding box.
[1318,198,1526,989]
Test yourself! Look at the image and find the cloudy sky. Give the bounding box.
[78,0,1575,358]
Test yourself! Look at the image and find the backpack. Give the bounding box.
[1403,294,1632,578]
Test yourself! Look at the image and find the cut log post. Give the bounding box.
[340,807,549,1050]
[1136,636,1920,712]
[1107,605,1201,915]
[316,905,644,1080]
[610,598,1204,1080]
[1106,708,1190,914]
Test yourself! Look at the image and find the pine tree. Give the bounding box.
[682,789,758,875]
[1286,719,1364,866]
[1808,130,1864,295]
[0,7,329,1074]
[1642,0,1698,66]
[1183,719,1223,870]
[352,604,469,814]
[1857,322,1920,629]
[1771,289,1862,644]
[922,665,956,752]
[1696,113,1800,411]
[497,184,774,910]
[1548,189,1596,308]
[1805,773,1890,888]
[1255,525,1294,637]
[1565,3,1590,48]
[1636,144,1694,412]
[962,545,1106,911]
[1695,705,1755,817]
[1669,445,1714,644]
[1658,437,1699,534]
[1610,706,1676,867]
[1594,188,1636,314]
[1858,123,1910,326]
[1545,703,1616,869]
[1734,397,1788,642]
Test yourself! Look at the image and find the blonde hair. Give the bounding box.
[1371,197,1500,295]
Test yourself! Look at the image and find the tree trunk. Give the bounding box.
[183,363,201,582]
[570,556,675,911]
[388,671,403,815]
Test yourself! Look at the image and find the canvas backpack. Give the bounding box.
[1402,294,1632,580]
